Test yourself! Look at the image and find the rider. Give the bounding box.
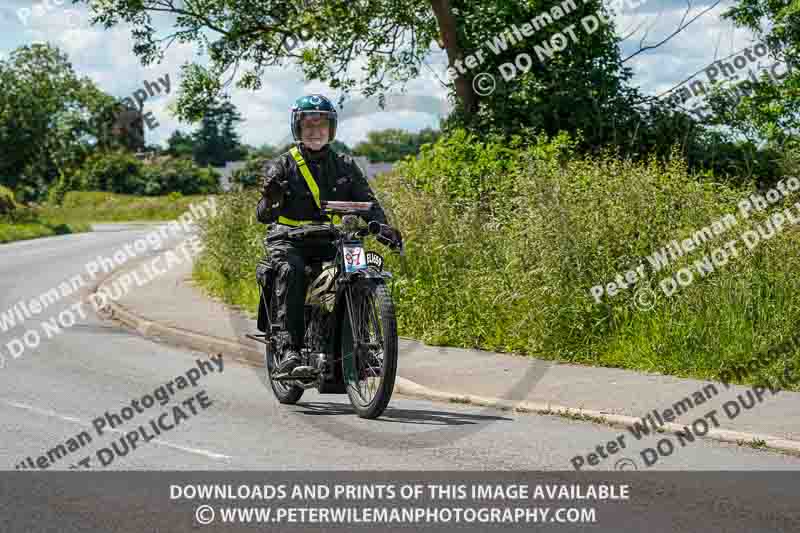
[256,94,401,378]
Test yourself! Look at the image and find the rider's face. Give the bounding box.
[300,114,330,151]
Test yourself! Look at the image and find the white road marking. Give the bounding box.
[2,398,233,461]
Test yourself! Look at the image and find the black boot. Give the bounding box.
[274,347,302,377]
[274,347,318,379]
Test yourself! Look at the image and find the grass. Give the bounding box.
[0,221,90,244]
[39,191,216,223]
[1,190,215,244]
[193,257,261,318]
[0,206,91,244]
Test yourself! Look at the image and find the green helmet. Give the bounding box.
[291,94,338,144]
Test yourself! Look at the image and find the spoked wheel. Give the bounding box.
[341,281,398,419]
[263,291,304,404]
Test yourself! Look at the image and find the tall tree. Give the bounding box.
[0,44,115,201]
[218,101,247,162]
[192,100,245,166]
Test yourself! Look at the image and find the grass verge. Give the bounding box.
[39,191,215,223]
[0,220,91,244]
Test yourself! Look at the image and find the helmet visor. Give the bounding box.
[298,111,333,129]
[294,109,336,145]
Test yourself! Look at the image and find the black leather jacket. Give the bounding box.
[256,144,387,227]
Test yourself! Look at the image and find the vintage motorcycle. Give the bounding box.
[249,201,402,419]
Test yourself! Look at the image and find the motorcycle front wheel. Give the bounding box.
[341,281,398,419]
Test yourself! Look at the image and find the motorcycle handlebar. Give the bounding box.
[266,220,400,251]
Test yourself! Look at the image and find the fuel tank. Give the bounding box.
[305,261,337,311]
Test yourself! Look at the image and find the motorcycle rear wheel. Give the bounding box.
[341,281,398,419]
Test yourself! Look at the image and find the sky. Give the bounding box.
[0,0,767,148]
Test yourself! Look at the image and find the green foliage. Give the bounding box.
[70,150,146,195]
[353,128,441,162]
[0,198,90,243]
[42,191,214,223]
[0,185,18,216]
[246,144,280,160]
[0,220,90,244]
[231,157,267,190]
[447,0,638,141]
[193,187,264,311]
[718,0,800,154]
[0,43,119,202]
[142,158,221,196]
[166,131,197,159]
[50,151,220,200]
[193,100,247,166]
[379,131,800,384]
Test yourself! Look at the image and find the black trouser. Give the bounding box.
[267,234,337,351]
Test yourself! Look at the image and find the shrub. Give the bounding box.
[141,158,221,196]
[69,150,146,195]
[57,152,221,197]
[230,157,267,190]
[0,185,18,216]
[194,187,264,309]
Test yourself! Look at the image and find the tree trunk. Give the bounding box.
[428,0,478,117]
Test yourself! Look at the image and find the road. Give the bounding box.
[1,224,798,472]
[3,225,800,531]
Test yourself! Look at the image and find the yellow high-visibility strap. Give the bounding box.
[288,146,342,225]
[290,146,322,210]
[277,216,314,227]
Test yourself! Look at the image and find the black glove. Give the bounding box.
[263,177,288,206]
[377,225,403,250]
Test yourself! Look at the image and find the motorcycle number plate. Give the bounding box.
[343,245,368,273]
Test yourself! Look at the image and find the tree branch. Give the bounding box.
[623,0,722,63]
